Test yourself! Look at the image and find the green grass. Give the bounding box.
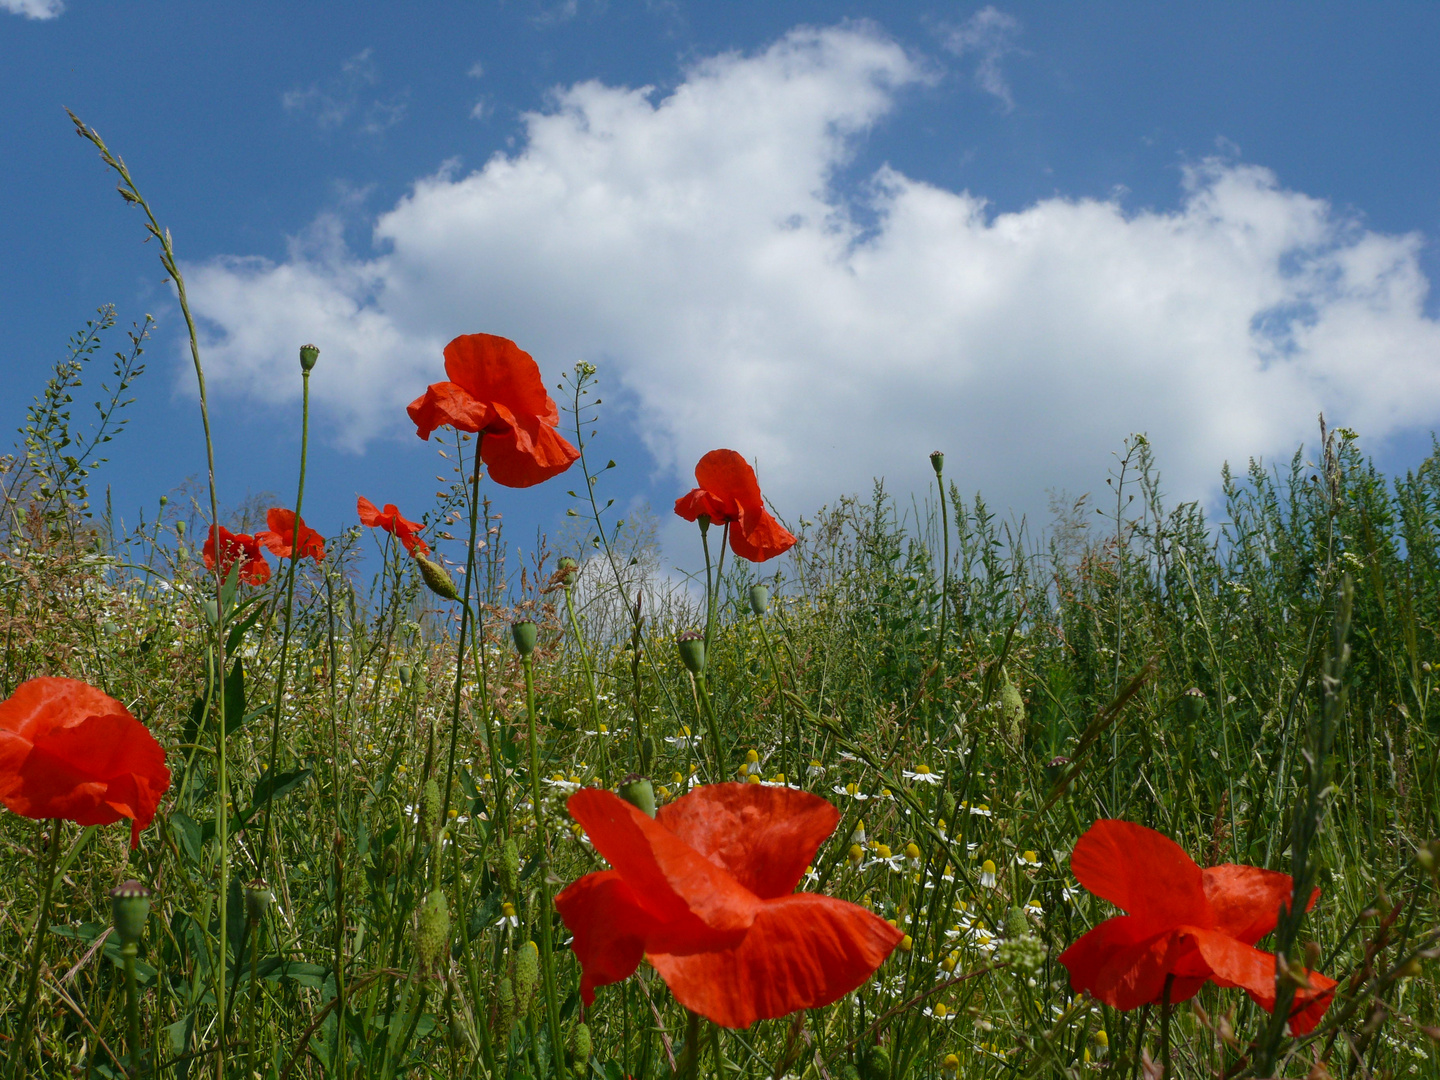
[0,129,1437,1080]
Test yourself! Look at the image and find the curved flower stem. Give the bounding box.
[10,822,60,1080]
[562,585,609,785]
[931,455,950,745]
[521,653,565,1078]
[441,435,485,821]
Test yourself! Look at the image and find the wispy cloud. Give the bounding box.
[2,0,64,19]
[283,48,408,135]
[939,6,1023,111]
[190,24,1440,528]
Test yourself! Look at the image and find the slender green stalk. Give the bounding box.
[696,672,727,782]
[441,436,485,822]
[521,653,565,1078]
[10,822,61,1080]
[122,943,142,1078]
[562,584,609,785]
[1158,974,1173,1080]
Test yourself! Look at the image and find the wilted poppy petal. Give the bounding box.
[649,893,903,1029]
[674,488,736,524]
[693,450,765,517]
[1059,916,1177,1011]
[480,412,581,488]
[407,381,496,441]
[554,870,652,1005]
[567,788,759,940]
[1202,864,1305,946]
[1070,820,1210,928]
[728,508,798,564]
[444,334,559,427]
[656,783,838,899]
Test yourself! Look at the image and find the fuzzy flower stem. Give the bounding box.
[521,652,565,1078]
[10,823,61,1080]
[441,435,485,822]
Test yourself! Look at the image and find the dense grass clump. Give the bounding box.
[0,122,1437,1080]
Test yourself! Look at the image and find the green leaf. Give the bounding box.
[251,767,312,807]
[222,658,245,735]
[170,811,202,863]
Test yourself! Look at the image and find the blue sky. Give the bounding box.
[5,1,1440,574]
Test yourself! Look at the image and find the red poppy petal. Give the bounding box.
[0,677,129,740]
[728,508,797,564]
[567,788,759,936]
[406,382,494,441]
[674,488,737,524]
[655,783,838,899]
[693,450,764,515]
[481,415,580,488]
[648,894,903,1029]
[1184,927,1276,1000]
[443,334,559,427]
[1285,971,1337,1034]
[1070,820,1210,927]
[554,870,653,1005]
[357,497,382,527]
[1058,916,1176,1011]
[1202,864,1301,946]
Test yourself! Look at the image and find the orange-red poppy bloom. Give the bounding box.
[1058,820,1335,1033]
[256,508,325,563]
[406,333,580,488]
[357,497,429,556]
[674,449,797,563]
[0,677,171,849]
[555,783,903,1029]
[203,525,272,586]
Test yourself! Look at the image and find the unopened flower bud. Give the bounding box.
[748,583,769,615]
[513,940,540,1012]
[299,343,320,371]
[511,620,537,657]
[417,888,451,971]
[175,520,186,538]
[495,965,516,1036]
[570,1021,593,1064]
[498,838,520,895]
[399,664,413,686]
[617,775,656,818]
[676,630,706,675]
[244,878,273,922]
[110,880,152,947]
[415,554,460,601]
[420,778,442,840]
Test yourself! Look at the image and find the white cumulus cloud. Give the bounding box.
[188,22,1440,526]
[3,0,63,18]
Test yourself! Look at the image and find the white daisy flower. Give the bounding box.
[903,764,942,784]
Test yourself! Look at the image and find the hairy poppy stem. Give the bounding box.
[441,435,484,822]
[9,822,60,1080]
[520,651,566,1079]
[1159,974,1174,1079]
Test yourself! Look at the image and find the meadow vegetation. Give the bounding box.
[0,119,1437,1080]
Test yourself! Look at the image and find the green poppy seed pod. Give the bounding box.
[495,966,516,1037]
[299,343,320,371]
[511,620,538,657]
[617,774,656,818]
[417,888,451,971]
[570,1022,593,1064]
[556,556,579,587]
[929,450,944,476]
[498,837,520,895]
[244,878,273,923]
[696,513,711,536]
[415,554,460,601]
[748,583,770,615]
[420,778,442,841]
[513,940,540,1012]
[110,880,152,947]
[676,630,706,675]
[398,663,413,687]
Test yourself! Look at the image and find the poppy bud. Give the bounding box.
[244,878,273,922]
[495,965,516,1036]
[617,775,656,818]
[498,838,521,895]
[940,791,957,822]
[748,583,769,615]
[415,554,460,601]
[930,450,944,476]
[420,778,442,840]
[513,940,540,1012]
[399,664,413,686]
[511,620,538,657]
[1001,680,1025,745]
[417,888,451,971]
[110,880,152,947]
[676,630,706,675]
[862,1045,892,1080]
[570,1021,593,1064]
[299,343,320,371]
[176,520,185,537]
[556,556,579,587]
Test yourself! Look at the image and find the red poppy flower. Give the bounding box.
[356,496,429,556]
[1058,820,1335,1033]
[674,449,797,563]
[0,677,171,849]
[406,333,580,488]
[555,783,903,1029]
[203,525,272,586]
[255,508,325,563]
